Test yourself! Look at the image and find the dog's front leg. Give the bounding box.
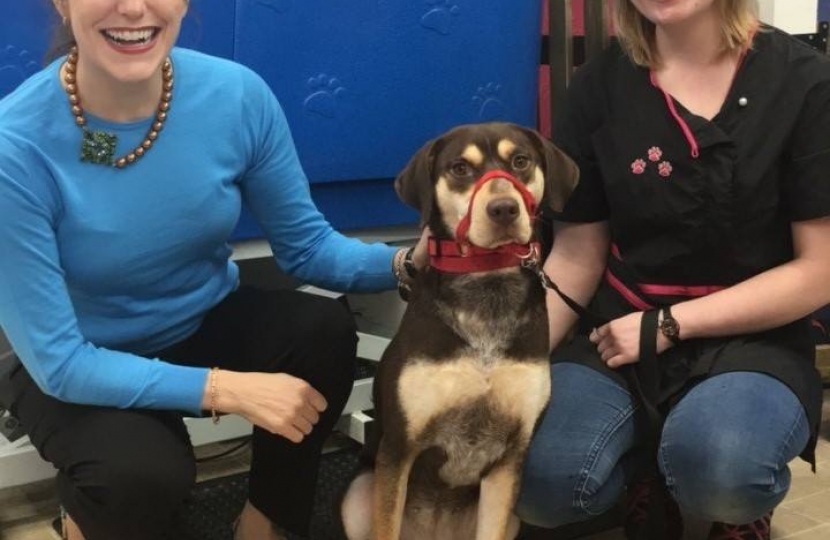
[372,440,416,540]
[475,454,524,540]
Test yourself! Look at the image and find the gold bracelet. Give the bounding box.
[393,248,416,283]
[210,367,221,425]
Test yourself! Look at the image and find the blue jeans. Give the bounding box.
[516,363,810,528]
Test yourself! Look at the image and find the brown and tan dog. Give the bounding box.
[340,122,579,540]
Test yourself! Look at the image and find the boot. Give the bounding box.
[708,512,772,540]
[623,477,652,538]
[623,476,683,540]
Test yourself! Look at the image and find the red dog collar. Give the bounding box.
[429,238,542,274]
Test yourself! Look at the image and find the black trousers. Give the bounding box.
[9,286,358,540]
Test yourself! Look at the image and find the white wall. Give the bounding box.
[758,0,819,34]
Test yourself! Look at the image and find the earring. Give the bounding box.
[62,16,69,26]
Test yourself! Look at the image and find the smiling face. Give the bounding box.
[52,0,188,84]
[628,0,719,27]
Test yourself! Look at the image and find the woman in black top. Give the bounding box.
[516,1,830,538]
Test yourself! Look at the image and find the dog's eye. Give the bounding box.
[512,154,532,171]
[450,161,472,177]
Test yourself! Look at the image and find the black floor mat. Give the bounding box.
[181,443,361,540]
[179,359,373,539]
[52,443,361,540]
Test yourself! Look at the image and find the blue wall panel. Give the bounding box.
[234,178,419,236]
[234,0,540,185]
[0,2,53,98]
[179,0,236,60]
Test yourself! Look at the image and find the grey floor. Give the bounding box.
[3,393,830,540]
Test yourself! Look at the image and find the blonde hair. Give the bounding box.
[613,0,759,68]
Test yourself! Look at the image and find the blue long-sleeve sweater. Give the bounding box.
[0,48,397,415]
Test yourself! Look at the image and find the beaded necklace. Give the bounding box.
[62,46,173,168]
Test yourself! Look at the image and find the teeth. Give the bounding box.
[104,29,155,44]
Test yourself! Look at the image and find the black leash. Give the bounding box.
[523,260,608,329]
[634,309,671,540]
[530,263,664,431]
[528,262,672,539]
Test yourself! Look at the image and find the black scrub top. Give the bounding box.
[552,27,830,464]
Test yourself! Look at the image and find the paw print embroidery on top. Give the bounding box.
[631,147,674,179]
[421,0,461,35]
[647,146,663,162]
[303,74,346,119]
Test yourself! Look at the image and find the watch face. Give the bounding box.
[661,318,680,337]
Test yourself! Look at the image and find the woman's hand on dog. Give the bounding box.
[590,312,674,368]
[210,371,328,443]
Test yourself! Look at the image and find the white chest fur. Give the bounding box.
[397,357,550,447]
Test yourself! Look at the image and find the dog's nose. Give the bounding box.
[486,198,520,225]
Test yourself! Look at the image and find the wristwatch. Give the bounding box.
[659,306,681,344]
[395,247,418,302]
[402,247,418,279]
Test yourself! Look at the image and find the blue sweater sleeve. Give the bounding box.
[0,143,208,414]
[237,71,398,293]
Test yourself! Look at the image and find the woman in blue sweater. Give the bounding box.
[0,1,423,538]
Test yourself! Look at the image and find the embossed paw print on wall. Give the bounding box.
[0,45,39,98]
[420,0,461,35]
[255,0,292,14]
[473,83,505,121]
[303,74,346,119]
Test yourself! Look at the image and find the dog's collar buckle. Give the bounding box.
[518,243,541,266]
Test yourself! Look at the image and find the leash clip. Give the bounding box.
[519,245,555,291]
[518,243,540,266]
[532,265,556,291]
[522,250,607,327]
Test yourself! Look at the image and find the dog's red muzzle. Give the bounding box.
[430,170,540,274]
[453,170,538,245]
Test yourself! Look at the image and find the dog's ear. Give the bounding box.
[521,128,580,213]
[394,138,439,225]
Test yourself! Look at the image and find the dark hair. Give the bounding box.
[45,6,77,65]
